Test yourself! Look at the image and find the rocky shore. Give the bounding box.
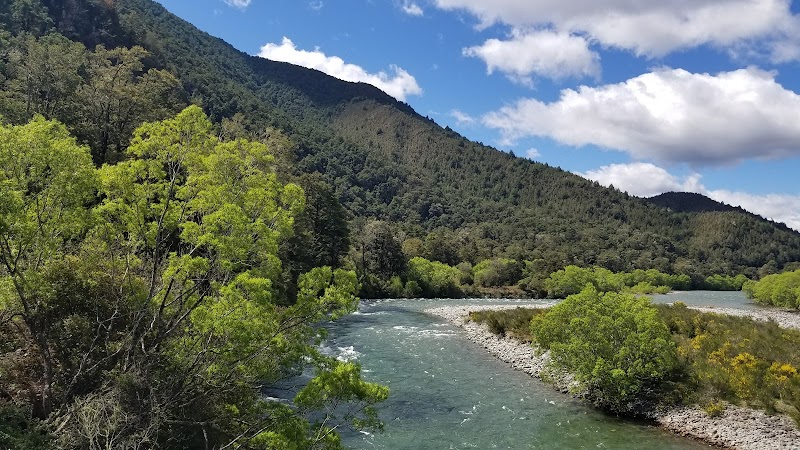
[425,304,800,450]
[688,306,800,331]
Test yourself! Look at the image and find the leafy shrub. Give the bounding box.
[473,258,522,287]
[544,266,686,298]
[704,274,750,291]
[406,257,462,297]
[704,401,726,418]
[469,308,544,341]
[624,281,670,295]
[531,286,679,414]
[743,270,800,308]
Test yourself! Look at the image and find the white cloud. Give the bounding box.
[433,0,798,60]
[483,67,800,166]
[401,1,424,16]
[581,163,703,198]
[224,0,251,9]
[525,148,541,159]
[258,37,422,101]
[580,162,800,230]
[463,29,600,83]
[309,1,324,11]
[450,109,475,125]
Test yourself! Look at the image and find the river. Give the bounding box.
[322,292,756,449]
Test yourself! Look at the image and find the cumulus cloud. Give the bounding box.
[483,67,800,166]
[450,109,476,125]
[580,162,800,230]
[224,0,251,9]
[581,163,704,197]
[463,30,600,83]
[258,37,422,101]
[401,1,424,16]
[525,148,541,159]
[433,0,798,60]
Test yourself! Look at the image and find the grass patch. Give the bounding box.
[468,308,546,342]
[656,302,800,421]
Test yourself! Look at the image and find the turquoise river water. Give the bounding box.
[320,292,757,449]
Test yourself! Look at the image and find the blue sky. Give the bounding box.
[155,0,800,230]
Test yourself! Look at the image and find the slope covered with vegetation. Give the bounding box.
[3,0,798,283]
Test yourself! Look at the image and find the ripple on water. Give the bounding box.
[330,299,711,450]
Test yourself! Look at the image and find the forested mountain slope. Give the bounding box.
[647,191,778,220]
[5,0,800,278]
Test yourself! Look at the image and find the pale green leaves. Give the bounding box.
[0,117,96,275]
[531,285,679,412]
[0,106,383,447]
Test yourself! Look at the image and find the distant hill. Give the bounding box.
[648,192,791,230]
[4,0,800,278]
[648,192,738,214]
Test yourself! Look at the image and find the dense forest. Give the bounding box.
[2,0,800,286]
[2,0,800,447]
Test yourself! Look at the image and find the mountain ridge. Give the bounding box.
[7,0,800,278]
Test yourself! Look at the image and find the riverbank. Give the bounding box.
[688,305,800,331]
[425,304,800,450]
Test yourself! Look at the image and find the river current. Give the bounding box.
[323,292,754,449]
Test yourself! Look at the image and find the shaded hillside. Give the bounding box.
[649,192,739,214]
[4,0,800,277]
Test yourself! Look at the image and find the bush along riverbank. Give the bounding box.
[425,290,800,450]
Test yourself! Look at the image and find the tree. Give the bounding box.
[0,116,97,417]
[280,173,351,302]
[0,108,387,448]
[531,286,679,414]
[76,45,184,164]
[6,0,53,35]
[357,220,405,280]
[473,258,522,287]
[406,257,461,298]
[3,33,86,123]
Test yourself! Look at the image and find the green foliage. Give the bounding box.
[2,0,53,35]
[406,256,462,298]
[531,287,679,414]
[0,109,386,448]
[355,220,405,281]
[295,359,389,447]
[626,282,671,295]
[0,403,53,450]
[704,274,750,291]
[473,258,522,287]
[743,269,800,308]
[279,172,351,301]
[544,266,689,298]
[657,303,800,420]
[0,116,97,274]
[76,44,185,164]
[469,308,544,341]
[0,32,186,163]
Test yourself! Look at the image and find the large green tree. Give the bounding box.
[0,107,387,449]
